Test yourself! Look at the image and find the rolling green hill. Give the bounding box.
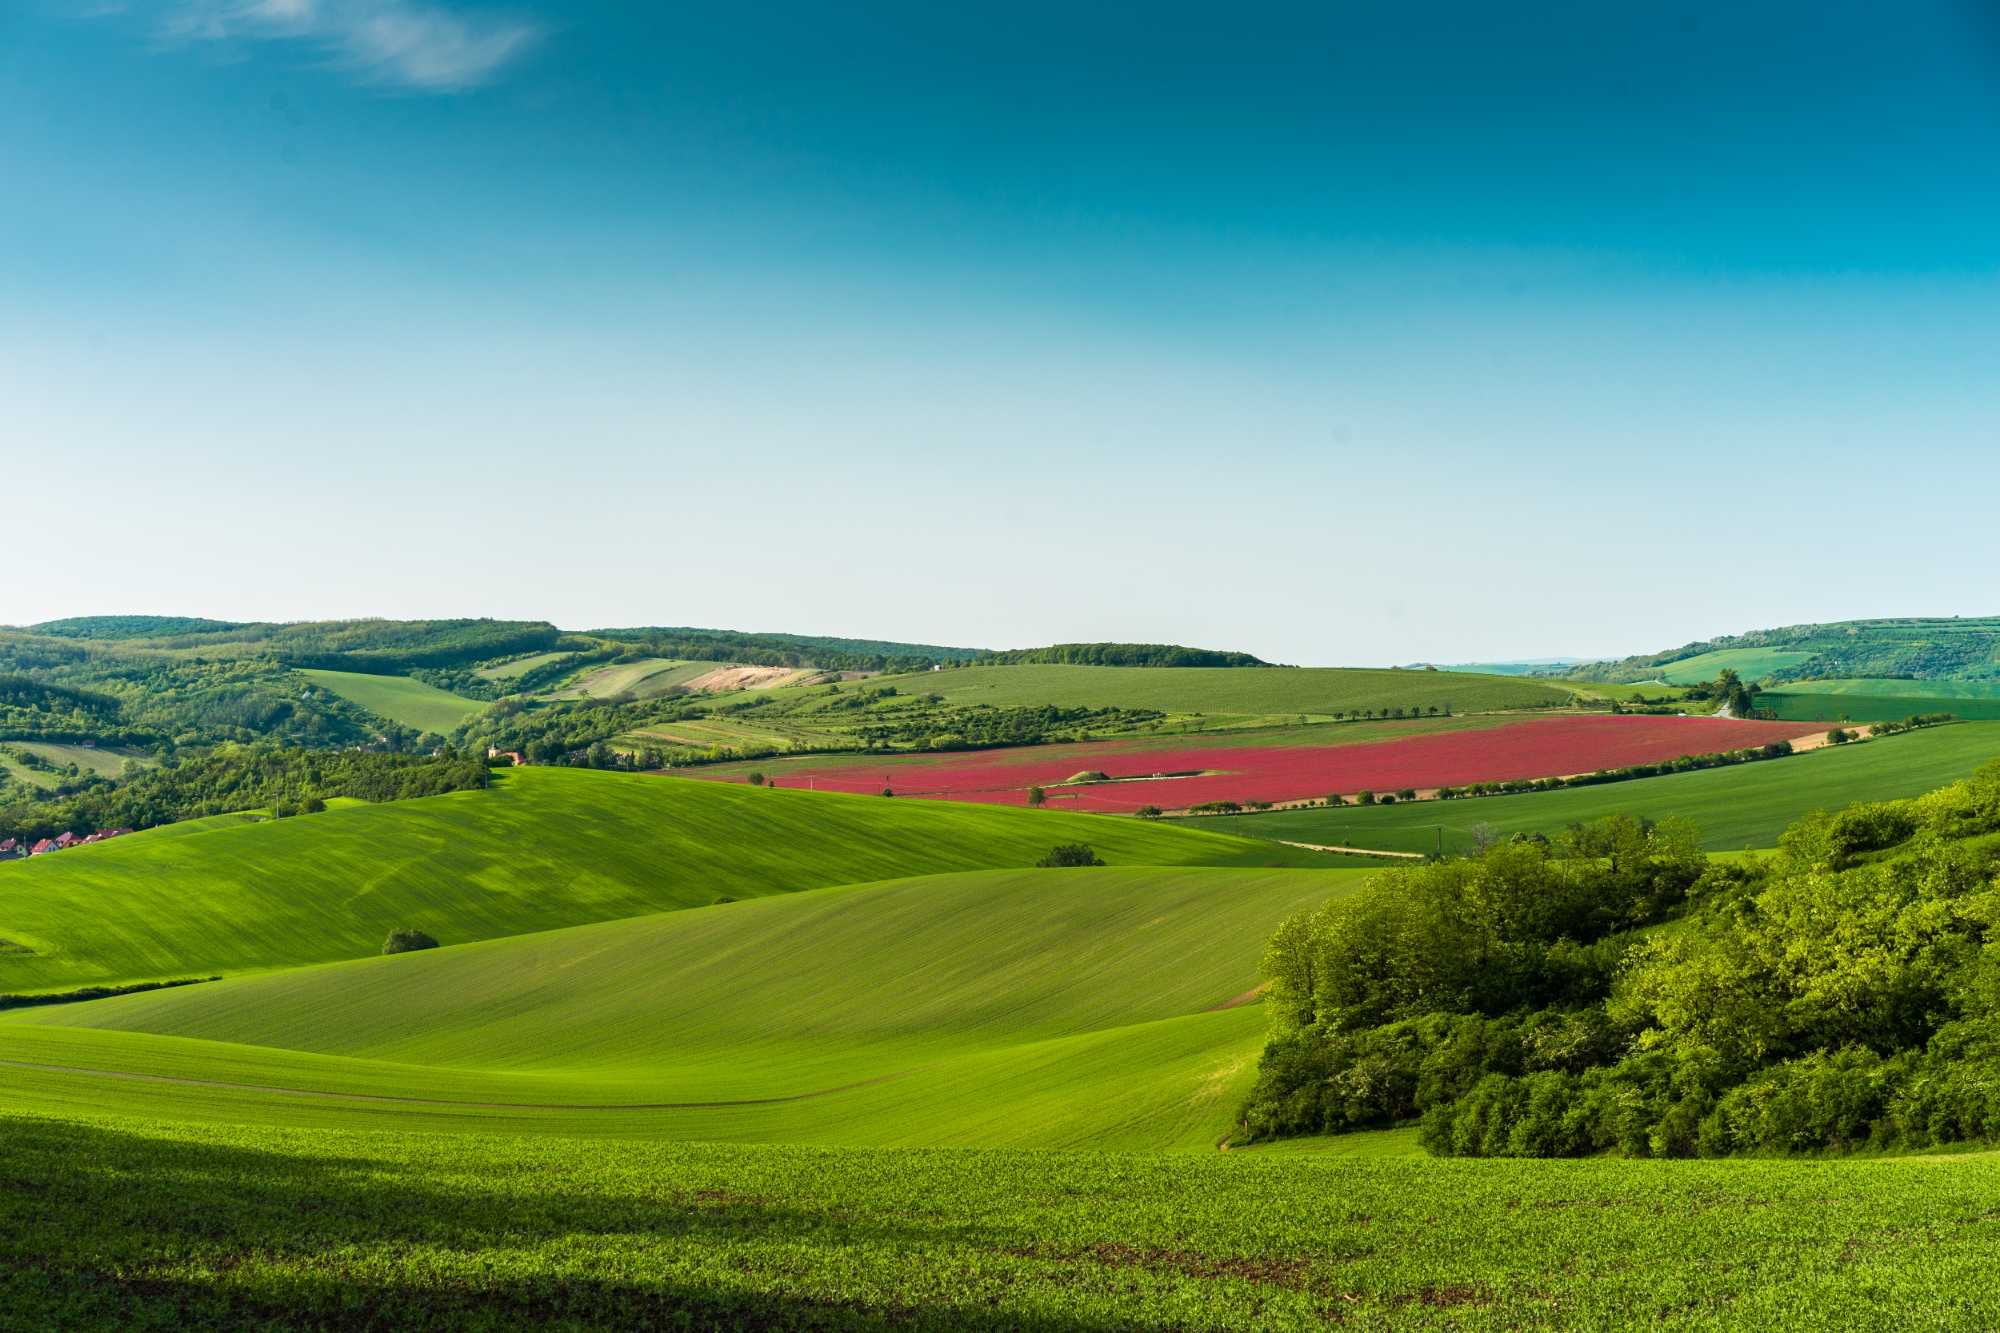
[1565,616,2000,685]
[4,864,1361,1147]
[556,658,715,699]
[1651,646,1817,684]
[297,668,486,734]
[0,767,1320,994]
[1760,690,2000,723]
[1177,721,2000,854]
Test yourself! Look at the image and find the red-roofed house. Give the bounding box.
[53,831,80,849]
[0,838,15,852]
[29,838,57,856]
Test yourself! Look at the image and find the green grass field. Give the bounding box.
[472,649,574,681]
[1653,646,1818,684]
[558,657,716,699]
[1774,678,2000,698]
[2,864,1361,1147]
[1759,677,2000,723]
[7,1112,2000,1329]
[1761,692,2000,722]
[13,741,152,778]
[0,767,1320,994]
[858,663,1573,722]
[10,695,2000,1328]
[298,667,486,734]
[1177,721,2000,854]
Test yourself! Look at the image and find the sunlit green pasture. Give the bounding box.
[298,667,486,734]
[7,1111,2000,1330]
[0,767,1319,993]
[2,864,1360,1148]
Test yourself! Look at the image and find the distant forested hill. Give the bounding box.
[588,627,984,672]
[1557,618,2000,685]
[25,617,252,641]
[976,643,1270,668]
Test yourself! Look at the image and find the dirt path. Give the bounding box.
[1205,982,1270,1012]
[1278,840,1423,860]
[1786,724,1877,753]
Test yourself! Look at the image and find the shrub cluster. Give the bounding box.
[1241,763,2000,1158]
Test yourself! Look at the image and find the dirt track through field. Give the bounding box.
[1277,841,1424,860]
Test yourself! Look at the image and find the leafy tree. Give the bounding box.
[1026,785,1047,808]
[1035,843,1104,867]
[382,929,440,955]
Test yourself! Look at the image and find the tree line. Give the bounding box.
[972,643,1271,668]
[0,744,489,844]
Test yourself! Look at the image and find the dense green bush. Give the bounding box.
[1243,765,2000,1158]
[382,929,440,955]
[1035,843,1104,867]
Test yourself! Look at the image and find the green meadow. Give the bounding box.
[9,688,2000,1329]
[8,1111,2000,1329]
[298,667,487,734]
[557,657,717,699]
[2,864,1359,1147]
[1651,645,1818,683]
[0,767,1317,994]
[1183,721,2000,854]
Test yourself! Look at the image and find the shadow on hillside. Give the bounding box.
[0,1115,1143,1331]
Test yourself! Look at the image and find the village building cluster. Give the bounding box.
[0,828,134,859]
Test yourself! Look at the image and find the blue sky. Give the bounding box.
[6,1,1998,663]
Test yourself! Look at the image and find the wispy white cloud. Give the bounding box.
[160,0,542,92]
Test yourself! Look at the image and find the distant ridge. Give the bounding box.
[1556,616,2000,685]
[1414,659,1587,677]
[975,643,1271,668]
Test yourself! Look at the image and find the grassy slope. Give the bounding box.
[1762,677,2000,722]
[472,650,572,681]
[298,668,485,734]
[1776,678,2000,698]
[1762,692,2000,722]
[13,741,152,778]
[0,767,1322,993]
[1180,722,2000,854]
[7,1114,2000,1329]
[4,865,1362,1148]
[858,663,1572,717]
[1654,646,1817,683]
[558,658,714,699]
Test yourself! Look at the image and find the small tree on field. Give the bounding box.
[1326,793,1346,807]
[1026,785,1047,808]
[1356,790,1376,806]
[1136,805,1163,819]
[1036,843,1104,867]
[746,772,765,786]
[881,786,895,797]
[1396,788,1417,802]
[382,929,439,955]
